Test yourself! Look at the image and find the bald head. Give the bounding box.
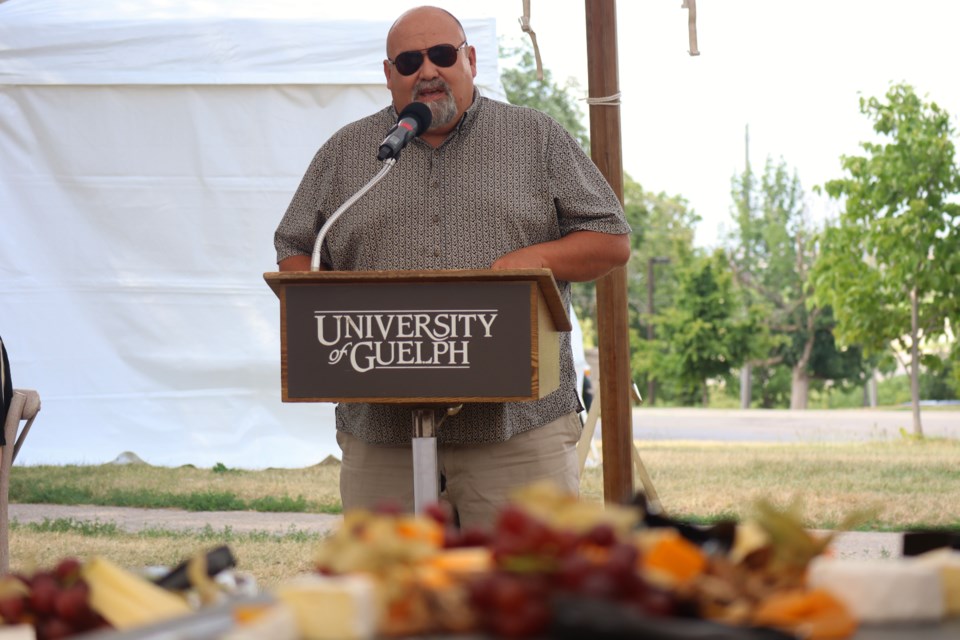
[386,6,466,56]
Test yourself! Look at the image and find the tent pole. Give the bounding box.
[584,0,634,505]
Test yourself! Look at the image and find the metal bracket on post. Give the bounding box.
[411,408,439,514]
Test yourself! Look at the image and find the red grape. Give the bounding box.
[582,522,617,547]
[37,617,74,640]
[28,574,60,616]
[0,595,26,623]
[54,582,90,624]
[53,558,82,585]
[458,525,492,548]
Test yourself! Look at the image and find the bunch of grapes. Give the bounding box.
[0,558,109,640]
[467,505,679,638]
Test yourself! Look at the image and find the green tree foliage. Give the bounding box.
[728,158,865,409]
[655,250,742,406]
[813,83,960,434]
[626,190,700,404]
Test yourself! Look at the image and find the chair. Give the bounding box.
[0,388,41,573]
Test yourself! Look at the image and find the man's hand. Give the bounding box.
[491,231,630,282]
[490,246,547,271]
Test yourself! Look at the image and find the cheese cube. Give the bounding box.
[274,574,379,640]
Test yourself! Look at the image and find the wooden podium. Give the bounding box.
[264,268,570,512]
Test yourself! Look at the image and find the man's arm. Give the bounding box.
[491,230,631,282]
[278,255,324,271]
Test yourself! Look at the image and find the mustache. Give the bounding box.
[413,79,451,99]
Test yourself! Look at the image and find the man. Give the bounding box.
[274,6,630,527]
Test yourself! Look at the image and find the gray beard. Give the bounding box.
[425,93,457,129]
[413,81,457,130]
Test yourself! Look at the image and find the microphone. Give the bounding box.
[377,102,432,161]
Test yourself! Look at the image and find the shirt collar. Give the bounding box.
[455,88,483,135]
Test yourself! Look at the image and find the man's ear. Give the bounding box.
[468,46,478,78]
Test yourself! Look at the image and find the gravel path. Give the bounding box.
[8,504,904,560]
[9,504,341,535]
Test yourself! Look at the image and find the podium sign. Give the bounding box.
[264,269,570,404]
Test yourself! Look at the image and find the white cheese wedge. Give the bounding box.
[808,556,945,623]
[914,549,960,617]
[274,573,379,640]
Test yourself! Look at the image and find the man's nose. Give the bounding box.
[418,55,441,79]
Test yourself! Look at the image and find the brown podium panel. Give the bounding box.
[264,269,570,404]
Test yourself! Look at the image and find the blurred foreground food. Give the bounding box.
[1,484,958,640]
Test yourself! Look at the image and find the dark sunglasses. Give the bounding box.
[388,41,467,76]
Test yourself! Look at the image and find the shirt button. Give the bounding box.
[433,249,440,257]
[433,216,440,223]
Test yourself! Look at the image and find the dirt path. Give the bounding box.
[9,504,341,535]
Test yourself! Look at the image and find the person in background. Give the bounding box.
[274,6,631,528]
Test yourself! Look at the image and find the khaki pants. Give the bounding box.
[337,412,582,529]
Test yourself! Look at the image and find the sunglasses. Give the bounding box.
[388,41,468,76]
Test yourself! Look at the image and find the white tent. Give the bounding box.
[0,0,505,468]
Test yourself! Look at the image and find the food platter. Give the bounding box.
[1,488,957,640]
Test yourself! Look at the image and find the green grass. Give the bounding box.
[9,484,322,513]
[9,463,343,514]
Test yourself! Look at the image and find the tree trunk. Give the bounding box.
[790,365,810,410]
[790,312,818,410]
[910,286,924,436]
[862,369,878,407]
[740,364,752,409]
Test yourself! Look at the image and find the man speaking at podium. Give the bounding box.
[274,6,631,528]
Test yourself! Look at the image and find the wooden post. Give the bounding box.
[585,0,634,504]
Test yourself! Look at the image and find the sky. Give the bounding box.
[327,0,960,246]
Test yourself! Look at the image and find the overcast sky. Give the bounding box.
[328,1,960,246]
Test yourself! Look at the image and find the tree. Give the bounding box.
[728,157,866,409]
[813,83,960,435]
[626,189,699,405]
[656,250,742,406]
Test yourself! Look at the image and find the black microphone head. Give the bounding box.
[399,101,432,135]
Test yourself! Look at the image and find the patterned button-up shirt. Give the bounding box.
[275,94,630,445]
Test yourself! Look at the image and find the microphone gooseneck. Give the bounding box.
[310,102,433,271]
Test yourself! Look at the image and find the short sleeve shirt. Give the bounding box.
[275,95,630,445]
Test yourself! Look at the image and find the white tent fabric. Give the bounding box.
[0,0,506,468]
